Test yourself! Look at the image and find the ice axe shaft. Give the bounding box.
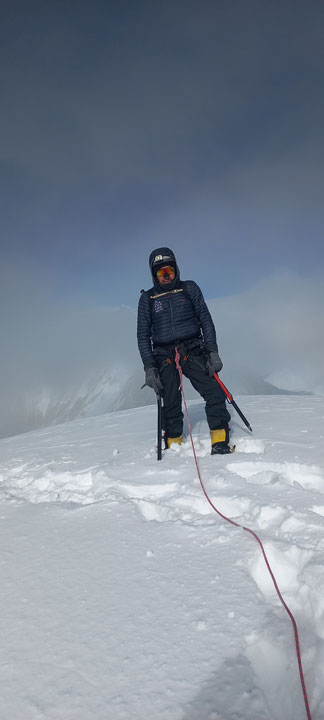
[213,373,253,432]
[157,394,162,460]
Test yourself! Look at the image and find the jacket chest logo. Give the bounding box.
[154,299,163,313]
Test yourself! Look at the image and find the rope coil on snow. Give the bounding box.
[174,347,312,720]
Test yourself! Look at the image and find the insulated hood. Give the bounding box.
[149,247,180,291]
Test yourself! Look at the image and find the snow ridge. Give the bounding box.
[0,395,323,719]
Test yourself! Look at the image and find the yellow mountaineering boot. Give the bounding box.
[210,428,231,455]
[167,436,182,448]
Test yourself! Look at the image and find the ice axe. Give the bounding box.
[213,373,253,432]
[157,394,162,460]
[140,381,163,459]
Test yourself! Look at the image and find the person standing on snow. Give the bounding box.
[137,247,231,454]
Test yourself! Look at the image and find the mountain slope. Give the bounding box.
[0,396,323,719]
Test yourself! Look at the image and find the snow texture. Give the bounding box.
[0,395,323,719]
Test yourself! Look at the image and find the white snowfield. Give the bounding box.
[0,395,324,720]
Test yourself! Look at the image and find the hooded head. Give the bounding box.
[149,247,180,291]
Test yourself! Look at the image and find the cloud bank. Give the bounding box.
[1,265,323,439]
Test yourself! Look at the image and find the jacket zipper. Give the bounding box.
[169,293,176,339]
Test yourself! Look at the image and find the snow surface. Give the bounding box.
[0,395,324,719]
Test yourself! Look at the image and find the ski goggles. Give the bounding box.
[156,265,176,279]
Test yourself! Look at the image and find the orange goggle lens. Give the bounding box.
[156,265,176,279]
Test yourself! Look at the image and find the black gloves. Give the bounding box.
[143,352,222,393]
[206,351,223,376]
[144,367,163,395]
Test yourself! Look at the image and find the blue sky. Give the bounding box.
[1,0,324,307]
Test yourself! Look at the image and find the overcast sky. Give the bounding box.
[1,1,324,437]
[1,0,323,305]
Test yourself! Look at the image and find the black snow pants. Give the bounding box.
[155,343,231,438]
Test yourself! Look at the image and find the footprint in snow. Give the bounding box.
[118,482,179,500]
[226,460,324,493]
[249,540,313,601]
[234,438,265,454]
[244,630,298,720]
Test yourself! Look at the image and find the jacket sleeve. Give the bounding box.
[137,292,156,369]
[186,281,218,352]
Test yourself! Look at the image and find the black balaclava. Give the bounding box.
[149,247,180,292]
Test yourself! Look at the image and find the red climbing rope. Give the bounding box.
[174,347,312,720]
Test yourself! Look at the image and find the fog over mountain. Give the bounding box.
[1,265,323,439]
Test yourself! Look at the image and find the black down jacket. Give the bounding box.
[137,247,218,369]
